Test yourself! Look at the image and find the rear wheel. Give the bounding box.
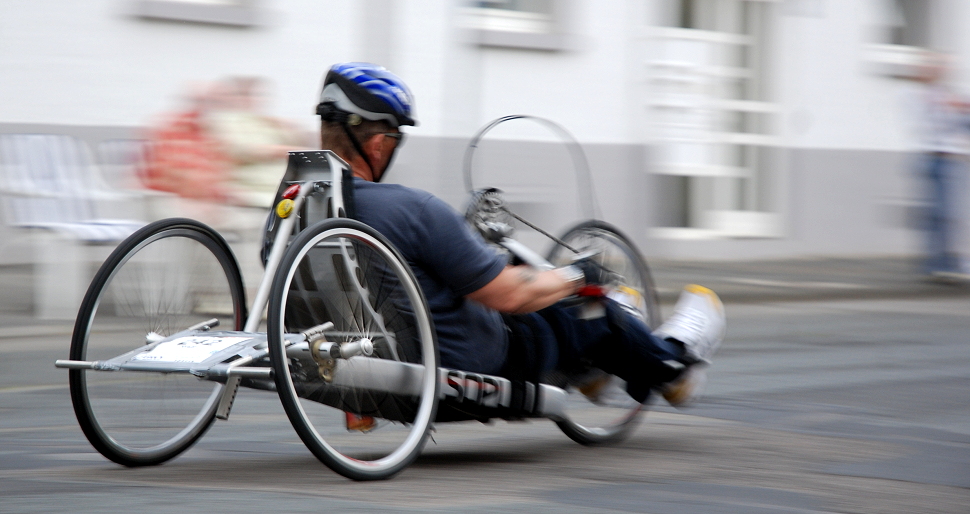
[69,218,246,466]
[546,220,660,445]
[268,218,439,480]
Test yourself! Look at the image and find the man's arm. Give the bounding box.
[466,265,582,314]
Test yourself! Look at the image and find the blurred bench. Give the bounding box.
[0,134,147,319]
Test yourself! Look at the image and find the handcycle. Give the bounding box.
[55,122,661,481]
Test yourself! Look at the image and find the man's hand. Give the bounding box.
[572,255,614,288]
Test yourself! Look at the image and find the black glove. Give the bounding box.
[571,254,614,288]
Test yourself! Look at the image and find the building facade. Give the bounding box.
[2,0,965,261]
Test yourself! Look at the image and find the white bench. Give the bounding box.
[0,134,146,319]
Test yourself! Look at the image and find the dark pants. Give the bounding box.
[923,152,961,274]
[502,300,686,403]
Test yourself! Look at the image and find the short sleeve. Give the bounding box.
[413,196,507,297]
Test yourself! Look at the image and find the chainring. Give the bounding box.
[464,188,515,241]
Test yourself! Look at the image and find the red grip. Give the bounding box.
[576,285,607,297]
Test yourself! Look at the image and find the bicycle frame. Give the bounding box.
[213,158,335,418]
[53,128,657,478]
[55,150,571,421]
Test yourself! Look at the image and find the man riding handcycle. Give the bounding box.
[56,62,725,481]
[300,63,726,474]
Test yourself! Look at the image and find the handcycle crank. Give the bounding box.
[298,321,376,381]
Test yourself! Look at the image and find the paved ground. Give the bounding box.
[3,256,969,329]
[652,256,970,304]
[1,258,968,513]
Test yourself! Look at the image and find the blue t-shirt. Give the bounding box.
[353,179,509,374]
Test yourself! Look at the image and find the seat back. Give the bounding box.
[260,150,354,264]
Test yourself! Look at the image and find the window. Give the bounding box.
[647,0,784,238]
[126,0,266,28]
[865,0,936,78]
[885,0,932,47]
[458,0,573,51]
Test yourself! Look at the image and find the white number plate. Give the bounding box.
[132,336,253,364]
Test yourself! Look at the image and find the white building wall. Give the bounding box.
[0,0,359,132]
[1,0,933,149]
[0,1,650,143]
[475,2,639,144]
[777,1,914,151]
[1,0,959,264]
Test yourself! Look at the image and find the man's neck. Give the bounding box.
[345,155,375,182]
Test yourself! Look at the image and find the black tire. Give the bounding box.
[69,218,246,466]
[268,218,439,481]
[545,220,660,445]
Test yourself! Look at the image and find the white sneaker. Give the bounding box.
[607,285,647,322]
[653,285,725,365]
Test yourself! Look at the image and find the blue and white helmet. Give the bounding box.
[317,62,416,127]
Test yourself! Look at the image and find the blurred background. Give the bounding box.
[1,0,969,319]
[1,5,968,512]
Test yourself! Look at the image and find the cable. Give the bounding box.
[462,115,600,220]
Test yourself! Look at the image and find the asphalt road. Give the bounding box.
[1,296,968,513]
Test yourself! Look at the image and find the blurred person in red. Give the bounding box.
[912,51,970,280]
[141,82,231,207]
[142,78,308,215]
[142,77,308,291]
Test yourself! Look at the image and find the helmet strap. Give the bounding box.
[319,102,391,182]
[340,121,389,183]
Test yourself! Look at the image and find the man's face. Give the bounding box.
[372,131,403,181]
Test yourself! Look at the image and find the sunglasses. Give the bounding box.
[381,132,406,147]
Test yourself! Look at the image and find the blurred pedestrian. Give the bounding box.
[141,82,231,205]
[141,77,309,293]
[206,76,308,209]
[201,76,309,293]
[912,51,970,280]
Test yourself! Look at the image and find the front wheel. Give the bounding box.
[268,218,439,481]
[69,218,247,466]
[546,220,660,445]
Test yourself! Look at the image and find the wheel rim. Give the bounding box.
[70,221,244,464]
[546,222,658,443]
[270,221,437,478]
